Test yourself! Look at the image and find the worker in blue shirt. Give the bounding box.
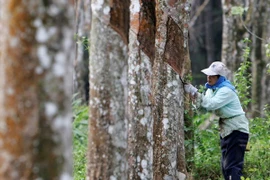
[184,61,249,180]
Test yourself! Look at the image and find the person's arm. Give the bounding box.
[184,84,234,111]
[201,87,234,111]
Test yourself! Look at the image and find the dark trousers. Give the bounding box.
[220,131,249,180]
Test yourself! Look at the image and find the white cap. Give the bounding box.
[201,61,229,77]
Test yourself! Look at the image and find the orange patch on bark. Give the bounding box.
[167,0,177,7]
[130,13,140,34]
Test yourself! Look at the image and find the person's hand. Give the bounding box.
[184,84,198,96]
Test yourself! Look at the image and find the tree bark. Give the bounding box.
[250,0,270,117]
[0,0,74,179]
[152,1,191,179]
[260,0,270,115]
[87,0,128,179]
[127,1,154,179]
[221,0,248,80]
[127,0,191,179]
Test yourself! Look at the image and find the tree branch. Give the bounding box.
[189,0,210,28]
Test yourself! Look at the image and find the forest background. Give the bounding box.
[0,0,269,180]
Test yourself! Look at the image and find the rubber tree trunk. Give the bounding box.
[152,1,191,179]
[87,0,128,179]
[127,1,154,179]
[127,0,191,179]
[0,0,74,179]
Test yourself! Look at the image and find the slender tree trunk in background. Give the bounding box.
[250,0,264,117]
[189,0,222,85]
[204,1,216,65]
[189,0,208,81]
[250,0,270,117]
[260,0,270,114]
[127,1,154,179]
[0,1,74,179]
[74,0,91,104]
[87,0,128,179]
[221,0,248,80]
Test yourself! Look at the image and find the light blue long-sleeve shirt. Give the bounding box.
[197,86,249,138]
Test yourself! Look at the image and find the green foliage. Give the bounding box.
[266,44,270,58]
[190,108,270,180]
[74,34,90,50]
[72,97,89,180]
[265,44,270,74]
[183,73,193,83]
[191,113,223,180]
[233,38,252,109]
[231,6,248,16]
[243,105,270,180]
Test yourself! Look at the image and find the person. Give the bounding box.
[184,61,249,180]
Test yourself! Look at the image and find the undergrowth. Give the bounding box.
[191,108,270,180]
[72,97,88,180]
